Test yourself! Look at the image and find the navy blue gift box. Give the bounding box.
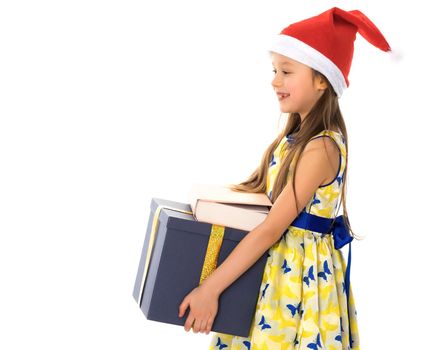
[132,197,269,337]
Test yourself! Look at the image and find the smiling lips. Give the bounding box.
[277,92,290,101]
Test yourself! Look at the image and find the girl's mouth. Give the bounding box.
[278,93,290,101]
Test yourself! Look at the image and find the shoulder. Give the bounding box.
[302,133,340,159]
[293,133,341,184]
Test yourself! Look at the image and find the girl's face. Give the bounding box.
[270,52,327,119]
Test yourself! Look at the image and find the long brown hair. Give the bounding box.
[228,69,362,240]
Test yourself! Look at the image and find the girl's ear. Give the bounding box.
[315,76,328,91]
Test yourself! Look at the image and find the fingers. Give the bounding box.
[179,296,189,318]
[198,318,207,334]
[184,313,211,334]
[193,315,214,334]
[184,313,195,332]
[192,317,203,333]
[205,315,214,334]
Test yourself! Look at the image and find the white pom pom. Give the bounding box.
[388,46,403,62]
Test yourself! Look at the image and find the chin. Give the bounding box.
[279,105,296,114]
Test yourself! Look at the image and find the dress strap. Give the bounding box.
[309,129,344,149]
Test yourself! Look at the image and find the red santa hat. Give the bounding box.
[267,7,393,98]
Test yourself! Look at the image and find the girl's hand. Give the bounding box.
[178,283,219,334]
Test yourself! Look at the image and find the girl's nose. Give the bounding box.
[271,77,281,89]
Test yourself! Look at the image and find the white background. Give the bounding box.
[0,1,436,349]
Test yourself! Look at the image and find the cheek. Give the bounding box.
[286,83,304,100]
[285,81,298,96]
[287,77,312,100]
[286,77,305,93]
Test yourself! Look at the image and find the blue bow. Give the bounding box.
[330,215,354,349]
[332,215,353,249]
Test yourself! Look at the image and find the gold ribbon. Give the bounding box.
[199,224,225,284]
[137,204,225,307]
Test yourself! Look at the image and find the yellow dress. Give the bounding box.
[208,130,360,350]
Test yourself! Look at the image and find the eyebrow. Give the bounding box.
[272,61,295,66]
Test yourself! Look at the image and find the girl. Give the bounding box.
[178,7,391,349]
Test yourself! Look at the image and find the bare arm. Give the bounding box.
[202,137,339,296]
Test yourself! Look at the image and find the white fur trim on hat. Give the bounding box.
[267,34,347,98]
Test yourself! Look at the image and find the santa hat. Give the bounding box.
[267,7,393,98]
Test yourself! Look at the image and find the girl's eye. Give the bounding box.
[272,69,291,75]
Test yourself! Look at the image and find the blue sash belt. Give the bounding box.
[291,210,354,349]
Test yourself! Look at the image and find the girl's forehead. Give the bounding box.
[270,53,300,66]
